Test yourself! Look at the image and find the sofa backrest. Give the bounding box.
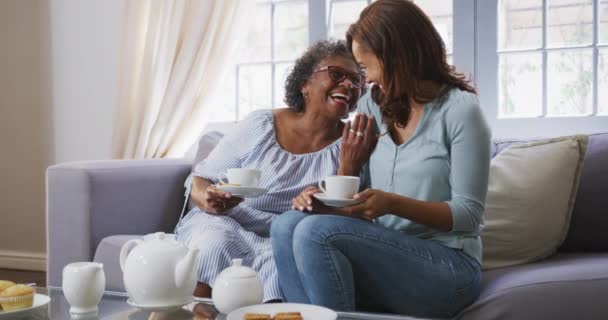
[492,133,608,252]
[184,121,237,163]
[194,124,608,252]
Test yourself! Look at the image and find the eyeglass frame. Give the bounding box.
[312,65,366,88]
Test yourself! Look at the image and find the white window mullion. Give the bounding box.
[308,0,327,43]
[453,0,476,79]
[475,0,499,126]
[593,0,600,115]
[542,0,548,117]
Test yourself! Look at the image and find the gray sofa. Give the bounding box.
[46,131,608,319]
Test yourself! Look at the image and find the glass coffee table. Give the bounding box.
[17,287,423,320]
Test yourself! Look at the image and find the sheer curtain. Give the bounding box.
[112,0,251,159]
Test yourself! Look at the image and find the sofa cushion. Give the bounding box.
[93,235,142,292]
[457,253,608,320]
[493,133,608,252]
[560,133,608,251]
[192,130,224,171]
[482,135,588,270]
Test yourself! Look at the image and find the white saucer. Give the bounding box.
[313,193,362,207]
[216,185,268,198]
[228,303,337,320]
[127,298,192,312]
[0,293,50,319]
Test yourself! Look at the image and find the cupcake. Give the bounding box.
[0,281,16,311]
[0,284,35,311]
[0,280,15,293]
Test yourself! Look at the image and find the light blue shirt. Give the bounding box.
[357,88,491,263]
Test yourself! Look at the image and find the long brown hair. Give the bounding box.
[346,0,475,128]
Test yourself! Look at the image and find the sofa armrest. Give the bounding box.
[46,159,191,287]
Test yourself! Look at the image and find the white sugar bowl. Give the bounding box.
[212,259,263,314]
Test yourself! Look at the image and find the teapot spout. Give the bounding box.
[175,247,200,288]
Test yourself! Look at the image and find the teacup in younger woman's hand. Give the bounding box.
[319,176,360,199]
[220,168,262,187]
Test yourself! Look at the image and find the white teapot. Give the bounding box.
[119,232,199,307]
[212,259,264,314]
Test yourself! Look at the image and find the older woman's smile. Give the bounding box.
[328,90,351,110]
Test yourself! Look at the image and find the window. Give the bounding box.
[328,0,370,39]
[214,0,464,122]
[210,0,607,137]
[209,0,308,121]
[498,0,605,117]
[415,0,454,60]
[477,0,608,137]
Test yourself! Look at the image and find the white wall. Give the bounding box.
[0,0,123,270]
[50,0,124,164]
[0,0,51,270]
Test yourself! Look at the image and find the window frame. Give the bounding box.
[229,0,608,138]
[232,0,475,120]
[233,0,308,120]
[476,0,608,139]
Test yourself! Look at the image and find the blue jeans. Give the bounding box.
[270,210,481,318]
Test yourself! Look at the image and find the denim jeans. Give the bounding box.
[270,210,481,318]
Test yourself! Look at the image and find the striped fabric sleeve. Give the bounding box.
[192,110,270,184]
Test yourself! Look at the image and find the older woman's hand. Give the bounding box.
[191,176,244,214]
[202,186,244,214]
[338,113,378,176]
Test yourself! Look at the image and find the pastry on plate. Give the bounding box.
[0,283,35,311]
[0,280,15,293]
[0,281,16,311]
[243,313,271,320]
[273,312,303,320]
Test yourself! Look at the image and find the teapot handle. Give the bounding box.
[119,239,143,272]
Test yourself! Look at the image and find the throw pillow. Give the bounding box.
[481,135,588,270]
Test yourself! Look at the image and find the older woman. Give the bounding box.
[174,40,364,302]
[271,0,491,317]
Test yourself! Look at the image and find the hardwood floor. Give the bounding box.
[0,269,46,287]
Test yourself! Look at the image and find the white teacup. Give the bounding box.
[319,176,360,199]
[220,168,262,187]
[62,262,105,314]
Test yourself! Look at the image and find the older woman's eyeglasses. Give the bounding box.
[313,66,365,88]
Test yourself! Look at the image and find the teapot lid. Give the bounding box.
[218,259,257,279]
[144,232,179,244]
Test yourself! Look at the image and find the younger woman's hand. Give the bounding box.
[339,113,378,176]
[340,188,395,221]
[292,186,331,213]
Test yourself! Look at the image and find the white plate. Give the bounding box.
[127,298,192,312]
[0,293,50,319]
[227,303,337,320]
[313,193,362,207]
[216,185,268,198]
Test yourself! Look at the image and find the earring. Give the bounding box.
[303,91,309,98]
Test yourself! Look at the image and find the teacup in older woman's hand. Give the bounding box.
[219,168,262,187]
